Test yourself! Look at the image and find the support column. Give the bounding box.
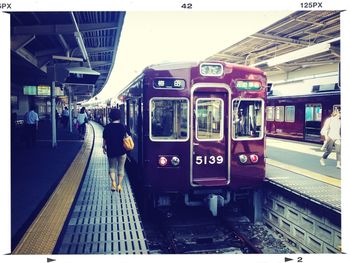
[51,81,57,148]
[73,100,77,120]
[68,86,73,133]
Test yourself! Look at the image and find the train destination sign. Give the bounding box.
[236,80,261,91]
[153,78,185,89]
[200,63,223,76]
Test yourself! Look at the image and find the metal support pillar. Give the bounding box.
[68,86,73,133]
[73,101,77,120]
[51,81,57,148]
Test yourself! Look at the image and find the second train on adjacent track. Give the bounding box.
[266,89,340,143]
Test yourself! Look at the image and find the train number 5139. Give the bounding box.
[195,155,224,165]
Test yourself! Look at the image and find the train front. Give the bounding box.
[142,61,267,216]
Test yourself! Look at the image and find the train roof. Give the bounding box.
[145,61,265,75]
[267,90,340,100]
[117,61,266,100]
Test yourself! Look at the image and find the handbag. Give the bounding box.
[123,133,134,151]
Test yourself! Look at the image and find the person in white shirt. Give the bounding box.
[320,108,341,168]
[320,112,334,151]
[62,106,69,128]
[77,107,88,139]
[24,105,39,147]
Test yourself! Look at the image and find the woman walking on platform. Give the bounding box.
[102,108,128,192]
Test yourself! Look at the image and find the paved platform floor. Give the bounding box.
[11,120,83,249]
[266,137,340,212]
[267,137,340,179]
[55,122,148,254]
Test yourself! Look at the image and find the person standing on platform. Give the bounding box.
[24,105,39,147]
[102,108,128,192]
[61,106,69,128]
[320,108,341,168]
[55,109,60,125]
[320,111,337,151]
[77,107,88,139]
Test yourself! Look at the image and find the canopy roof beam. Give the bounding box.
[13,22,118,36]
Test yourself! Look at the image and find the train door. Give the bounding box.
[191,85,230,186]
[304,103,322,141]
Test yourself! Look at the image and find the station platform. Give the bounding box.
[11,120,83,249]
[12,121,148,254]
[266,137,341,212]
[11,127,341,254]
[56,122,148,254]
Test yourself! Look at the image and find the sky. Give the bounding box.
[95,11,292,101]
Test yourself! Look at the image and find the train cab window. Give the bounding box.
[285,106,295,122]
[266,106,274,121]
[275,106,285,122]
[232,99,264,139]
[196,99,223,140]
[150,98,188,141]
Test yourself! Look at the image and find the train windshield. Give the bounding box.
[150,98,188,141]
[232,99,264,139]
[196,99,223,140]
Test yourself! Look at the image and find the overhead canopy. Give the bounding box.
[11,11,125,102]
[206,11,340,77]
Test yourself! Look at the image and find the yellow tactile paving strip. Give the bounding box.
[267,158,341,188]
[13,125,94,254]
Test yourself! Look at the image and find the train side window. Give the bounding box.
[232,99,264,140]
[196,99,223,140]
[275,106,285,122]
[266,106,274,121]
[305,104,322,121]
[128,101,136,133]
[285,106,295,123]
[150,98,189,141]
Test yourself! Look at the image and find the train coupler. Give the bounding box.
[206,194,225,216]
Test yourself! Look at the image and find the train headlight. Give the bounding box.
[171,156,180,166]
[239,154,248,164]
[158,156,168,167]
[250,154,259,164]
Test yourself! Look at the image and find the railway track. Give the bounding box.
[142,205,265,254]
[129,168,296,254]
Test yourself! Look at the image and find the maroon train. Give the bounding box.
[117,61,267,215]
[266,88,340,143]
